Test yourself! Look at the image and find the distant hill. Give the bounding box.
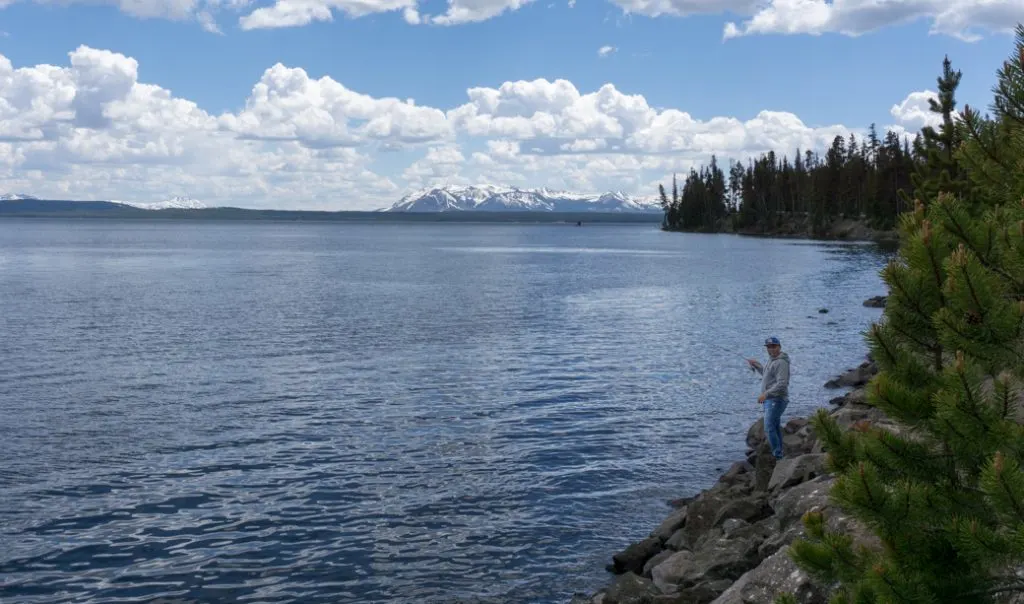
[0,197,662,224]
[0,198,143,214]
[387,185,662,213]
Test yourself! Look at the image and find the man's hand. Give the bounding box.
[758,392,767,404]
[747,359,762,371]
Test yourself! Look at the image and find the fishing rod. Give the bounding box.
[708,342,760,372]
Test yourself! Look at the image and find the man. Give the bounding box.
[746,337,790,460]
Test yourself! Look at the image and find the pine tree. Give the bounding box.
[780,30,1024,604]
[959,24,1024,209]
[901,55,970,207]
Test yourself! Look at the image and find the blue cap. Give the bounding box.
[765,336,781,346]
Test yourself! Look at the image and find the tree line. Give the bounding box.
[659,123,926,234]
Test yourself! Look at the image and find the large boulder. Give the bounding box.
[768,454,826,492]
[609,536,663,575]
[709,546,828,604]
[825,361,878,389]
[651,506,689,542]
[651,536,762,593]
[683,489,770,549]
[831,403,886,430]
[603,572,662,604]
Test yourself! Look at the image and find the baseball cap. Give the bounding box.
[764,336,781,346]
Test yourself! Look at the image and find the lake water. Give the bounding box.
[0,219,890,604]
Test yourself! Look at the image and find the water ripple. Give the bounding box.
[0,221,890,603]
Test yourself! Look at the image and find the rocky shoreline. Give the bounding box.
[571,297,890,604]
[665,217,899,244]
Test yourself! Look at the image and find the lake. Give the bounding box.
[0,219,890,603]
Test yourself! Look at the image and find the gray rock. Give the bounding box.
[747,421,766,450]
[652,579,736,603]
[770,476,835,526]
[651,536,761,592]
[768,454,826,492]
[824,361,877,389]
[610,535,663,575]
[651,550,695,593]
[753,442,777,492]
[863,295,887,308]
[720,461,755,489]
[665,528,688,551]
[721,518,750,537]
[604,572,661,604]
[643,549,677,577]
[651,506,689,542]
[831,403,886,430]
[710,546,828,604]
[684,489,770,549]
[844,388,867,405]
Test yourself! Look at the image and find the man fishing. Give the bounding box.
[746,337,790,460]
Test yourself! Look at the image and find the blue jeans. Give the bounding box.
[763,397,788,459]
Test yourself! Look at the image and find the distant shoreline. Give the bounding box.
[0,207,663,225]
[664,215,899,245]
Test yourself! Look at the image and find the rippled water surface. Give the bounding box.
[0,219,890,603]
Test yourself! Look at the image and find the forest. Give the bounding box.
[658,99,951,235]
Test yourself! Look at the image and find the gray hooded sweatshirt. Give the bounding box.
[755,351,790,400]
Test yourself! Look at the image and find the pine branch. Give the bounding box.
[939,202,1024,291]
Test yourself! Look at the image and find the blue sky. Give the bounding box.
[0,0,1021,210]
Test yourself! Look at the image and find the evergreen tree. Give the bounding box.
[901,55,970,207]
[659,128,921,232]
[959,25,1024,208]
[779,31,1024,604]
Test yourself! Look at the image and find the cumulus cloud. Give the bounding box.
[401,145,467,188]
[598,45,617,57]
[0,46,919,210]
[721,0,1024,42]
[428,0,537,24]
[888,89,942,132]
[218,64,451,147]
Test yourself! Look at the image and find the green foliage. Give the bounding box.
[901,56,972,207]
[959,25,1024,209]
[781,31,1024,604]
[659,128,919,234]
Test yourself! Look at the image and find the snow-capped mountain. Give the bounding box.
[113,196,207,210]
[0,193,39,201]
[387,186,661,213]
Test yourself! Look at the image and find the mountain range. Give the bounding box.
[1,187,664,214]
[386,186,661,213]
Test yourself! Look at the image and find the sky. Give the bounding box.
[0,1,1022,211]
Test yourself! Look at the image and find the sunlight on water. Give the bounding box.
[0,220,891,604]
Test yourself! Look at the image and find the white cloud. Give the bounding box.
[889,89,942,131]
[721,0,1024,42]
[598,45,617,57]
[428,0,536,24]
[239,0,415,29]
[401,144,467,188]
[1,46,914,210]
[610,0,757,17]
[218,63,452,147]
[1,0,1019,37]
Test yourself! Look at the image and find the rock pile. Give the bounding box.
[572,359,893,604]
